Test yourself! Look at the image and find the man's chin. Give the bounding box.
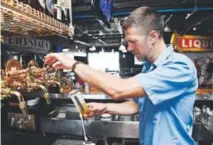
[136,55,143,61]
[137,56,146,62]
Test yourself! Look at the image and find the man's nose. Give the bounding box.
[127,43,134,52]
[127,47,133,52]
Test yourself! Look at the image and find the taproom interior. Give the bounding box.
[1,0,213,145]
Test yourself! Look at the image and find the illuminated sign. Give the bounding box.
[170,33,213,52]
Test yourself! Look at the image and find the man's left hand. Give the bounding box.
[45,53,76,70]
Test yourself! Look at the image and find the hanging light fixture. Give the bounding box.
[112,49,114,53]
[89,45,96,51]
[119,38,127,53]
[164,25,171,32]
[119,44,126,51]
[99,47,105,54]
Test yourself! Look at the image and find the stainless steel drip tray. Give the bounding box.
[42,106,140,139]
[48,105,138,122]
[48,110,81,120]
[41,117,213,140]
[40,117,139,139]
[52,139,95,145]
[48,105,81,120]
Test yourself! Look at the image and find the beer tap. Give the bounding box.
[4,59,28,91]
[1,88,30,121]
[44,64,63,93]
[26,73,51,105]
[27,61,51,104]
[60,77,73,94]
[5,69,28,78]
[37,84,51,105]
[46,80,62,92]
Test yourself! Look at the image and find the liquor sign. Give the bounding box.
[4,36,51,54]
[170,33,213,52]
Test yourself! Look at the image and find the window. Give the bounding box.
[88,51,119,71]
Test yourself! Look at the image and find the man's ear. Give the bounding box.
[149,30,159,43]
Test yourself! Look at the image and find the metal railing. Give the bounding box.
[0,0,73,37]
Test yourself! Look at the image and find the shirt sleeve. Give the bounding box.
[134,61,197,105]
[133,97,139,104]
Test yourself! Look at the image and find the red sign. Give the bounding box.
[170,33,213,52]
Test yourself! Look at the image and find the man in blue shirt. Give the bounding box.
[45,6,198,145]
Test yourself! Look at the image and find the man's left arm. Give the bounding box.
[74,59,197,103]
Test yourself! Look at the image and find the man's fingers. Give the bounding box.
[83,112,94,120]
[87,104,95,111]
[52,61,64,69]
[87,111,94,117]
[85,103,104,117]
[45,57,57,65]
[83,115,90,120]
[88,107,96,112]
[45,53,55,60]
[83,114,88,119]
[49,59,58,66]
[45,53,55,58]
[45,53,58,65]
[87,103,94,108]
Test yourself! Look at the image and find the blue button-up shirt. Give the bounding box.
[133,45,198,145]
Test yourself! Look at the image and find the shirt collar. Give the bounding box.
[153,44,174,66]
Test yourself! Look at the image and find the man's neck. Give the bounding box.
[147,40,167,63]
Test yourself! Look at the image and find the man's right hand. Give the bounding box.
[84,102,107,119]
[84,101,138,119]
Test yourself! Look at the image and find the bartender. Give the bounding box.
[45,6,198,145]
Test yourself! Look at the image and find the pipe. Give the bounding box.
[73,15,94,19]
[74,40,91,47]
[37,84,51,105]
[46,80,62,93]
[73,7,213,18]
[74,39,120,48]
[157,7,213,13]
[1,88,10,100]
[69,0,72,25]
[31,68,46,77]
[6,69,28,77]
[9,90,30,121]
[91,43,120,48]
[113,7,213,16]
[27,82,50,104]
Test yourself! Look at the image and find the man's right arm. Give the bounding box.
[106,100,138,115]
[86,100,138,118]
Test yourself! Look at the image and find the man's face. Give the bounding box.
[124,27,150,61]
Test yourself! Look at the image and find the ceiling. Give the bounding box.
[3,0,212,51]
[71,0,213,50]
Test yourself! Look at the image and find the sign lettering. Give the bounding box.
[170,33,213,52]
[4,36,51,54]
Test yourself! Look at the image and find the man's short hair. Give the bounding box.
[122,6,164,38]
